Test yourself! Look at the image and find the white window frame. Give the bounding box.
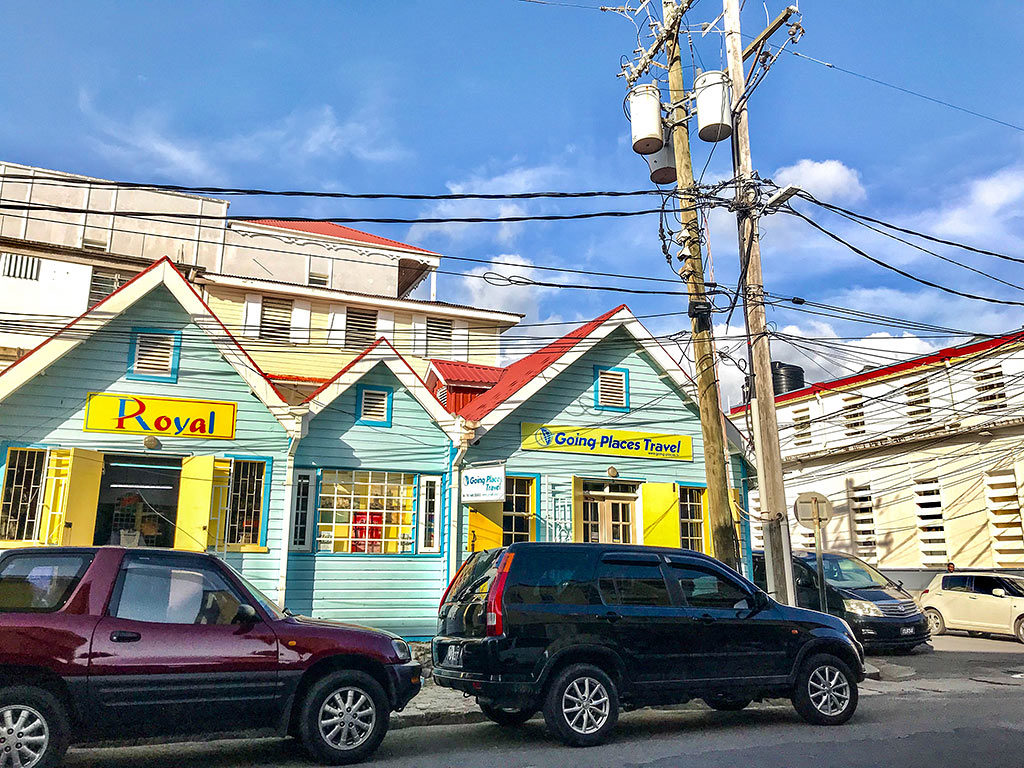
[290,469,316,551]
[417,475,443,553]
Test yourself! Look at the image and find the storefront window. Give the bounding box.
[226,460,265,545]
[317,470,417,554]
[679,487,705,552]
[0,448,47,542]
[503,477,533,545]
[418,477,442,553]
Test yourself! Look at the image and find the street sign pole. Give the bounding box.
[794,492,833,615]
[813,498,828,615]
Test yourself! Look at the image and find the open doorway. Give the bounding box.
[94,454,182,547]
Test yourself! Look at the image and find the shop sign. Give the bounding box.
[461,463,506,503]
[83,393,237,439]
[521,423,693,462]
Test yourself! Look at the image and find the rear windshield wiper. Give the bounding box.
[454,574,491,602]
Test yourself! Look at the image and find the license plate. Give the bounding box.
[444,644,464,668]
[900,626,915,636]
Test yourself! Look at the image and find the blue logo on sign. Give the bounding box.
[539,427,553,446]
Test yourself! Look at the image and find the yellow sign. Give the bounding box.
[83,393,237,440]
[521,423,693,462]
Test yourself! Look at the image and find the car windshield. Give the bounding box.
[445,548,504,604]
[223,562,287,620]
[813,553,890,590]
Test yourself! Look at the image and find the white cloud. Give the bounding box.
[773,158,866,204]
[918,164,1024,246]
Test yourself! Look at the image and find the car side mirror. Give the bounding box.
[233,604,260,624]
[992,588,1007,598]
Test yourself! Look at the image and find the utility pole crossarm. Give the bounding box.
[741,5,798,61]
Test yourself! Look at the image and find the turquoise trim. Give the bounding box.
[739,460,754,579]
[355,385,393,427]
[126,327,182,384]
[225,454,273,548]
[593,365,630,412]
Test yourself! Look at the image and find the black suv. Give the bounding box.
[433,543,865,747]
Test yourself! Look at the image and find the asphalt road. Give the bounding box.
[65,634,1024,768]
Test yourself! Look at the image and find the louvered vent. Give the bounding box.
[597,369,628,409]
[345,308,378,349]
[914,477,947,566]
[437,387,448,407]
[850,484,877,563]
[975,366,1007,413]
[748,489,764,551]
[842,395,866,437]
[905,381,931,426]
[360,389,389,423]
[984,468,1024,567]
[259,297,293,342]
[133,333,175,375]
[792,407,812,447]
[1,253,41,280]
[426,317,453,356]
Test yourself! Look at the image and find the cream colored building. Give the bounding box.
[730,333,1024,570]
[0,161,520,397]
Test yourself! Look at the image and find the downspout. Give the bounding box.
[447,417,474,582]
[276,406,307,607]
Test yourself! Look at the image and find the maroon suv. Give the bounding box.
[0,547,421,767]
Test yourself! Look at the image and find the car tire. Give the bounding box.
[542,664,619,747]
[478,702,537,726]
[298,670,390,765]
[1015,617,1024,644]
[791,653,859,726]
[925,608,945,636]
[0,685,70,768]
[702,695,751,711]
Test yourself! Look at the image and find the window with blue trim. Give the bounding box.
[127,329,181,383]
[356,385,393,427]
[594,366,629,411]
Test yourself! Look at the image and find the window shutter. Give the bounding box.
[242,294,262,338]
[345,307,379,349]
[133,333,175,375]
[327,304,346,347]
[259,296,293,342]
[597,369,628,408]
[290,300,311,344]
[452,320,469,361]
[412,314,427,356]
[377,310,395,342]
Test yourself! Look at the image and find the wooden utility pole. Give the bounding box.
[722,0,795,603]
[662,0,740,571]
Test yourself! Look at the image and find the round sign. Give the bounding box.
[794,491,833,529]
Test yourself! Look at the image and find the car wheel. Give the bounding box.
[925,608,945,636]
[542,664,619,747]
[478,702,537,726]
[1015,617,1024,644]
[298,670,389,765]
[702,695,751,712]
[0,686,69,768]
[791,653,859,726]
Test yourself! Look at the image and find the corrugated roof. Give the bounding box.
[728,329,1024,415]
[238,219,440,257]
[458,305,628,421]
[429,359,504,387]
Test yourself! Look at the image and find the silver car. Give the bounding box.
[921,571,1024,643]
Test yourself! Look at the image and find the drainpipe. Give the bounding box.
[447,417,475,580]
[276,406,307,607]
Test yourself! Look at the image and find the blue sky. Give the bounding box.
[3,0,1024,404]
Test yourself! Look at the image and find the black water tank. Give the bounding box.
[771,362,805,395]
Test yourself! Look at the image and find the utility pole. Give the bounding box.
[721,0,795,604]
[661,0,740,571]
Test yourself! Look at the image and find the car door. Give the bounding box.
[937,574,975,629]
[665,556,792,681]
[88,551,283,734]
[594,552,682,686]
[962,575,1014,632]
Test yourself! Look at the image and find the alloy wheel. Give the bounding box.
[562,676,610,735]
[926,612,942,634]
[318,687,376,751]
[0,705,49,768]
[807,665,851,717]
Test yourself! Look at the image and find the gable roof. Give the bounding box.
[426,359,505,389]
[0,257,296,432]
[237,219,439,257]
[302,337,461,441]
[727,330,1024,416]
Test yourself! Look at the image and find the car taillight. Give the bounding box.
[485,552,515,637]
[920,589,929,596]
[440,560,470,609]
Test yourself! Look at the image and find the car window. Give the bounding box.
[446,549,504,604]
[505,548,595,606]
[751,555,767,591]
[598,562,671,607]
[972,576,1005,596]
[812,553,887,589]
[1002,577,1024,598]
[0,553,93,613]
[672,564,751,610]
[942,575,972,592]
[112,558,244,625]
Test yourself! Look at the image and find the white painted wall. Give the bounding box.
[0,257,92,348]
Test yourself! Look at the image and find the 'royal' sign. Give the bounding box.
[521,423,693,462]
[83,393,237,440]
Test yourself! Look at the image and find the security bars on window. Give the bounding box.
[1,253,41,280]
[226,460,265,545]
[88,268,131,306]
[0,448,47,541]
[317,470,416,554]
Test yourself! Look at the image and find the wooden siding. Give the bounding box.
[0,285,291,598]
[289,364,452,637]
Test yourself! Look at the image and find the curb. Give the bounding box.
[393,709,489,729]
[864,662,882,681]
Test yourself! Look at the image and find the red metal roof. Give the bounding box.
[239,219,439,257]
[728,330,1024,416]
[458,305,629,421]
[428,359,504,387]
